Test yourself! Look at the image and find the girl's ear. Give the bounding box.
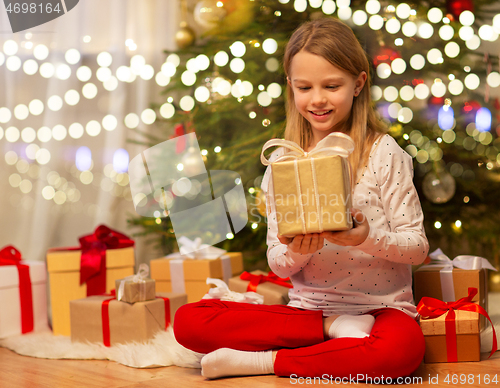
[287,77,292,87]
[354,71,367,96]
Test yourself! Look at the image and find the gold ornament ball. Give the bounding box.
[175,22,196,49]
[489,272,500,292]
[255,188,267,217]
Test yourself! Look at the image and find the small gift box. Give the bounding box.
[228,270,292,305]
[46,225,135,336]
[418,287,497,363]
[150,237,244,303]
[414,248,497,329]
[115,264,156,304]
[0,246,49,337]
[261,132,354,237]
[70,292,186,346]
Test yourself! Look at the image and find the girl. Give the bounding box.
[174,18,429,380]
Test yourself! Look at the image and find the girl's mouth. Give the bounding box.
[310,110,332,117]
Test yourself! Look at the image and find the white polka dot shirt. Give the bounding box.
[262,134,429,317]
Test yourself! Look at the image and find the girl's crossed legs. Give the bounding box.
[173,300,425,380]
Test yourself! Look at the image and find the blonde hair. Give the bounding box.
[283,18,387,183]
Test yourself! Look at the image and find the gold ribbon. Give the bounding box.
[260,132,354,234]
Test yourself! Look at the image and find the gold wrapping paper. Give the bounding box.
[228,270,291,305]
[70,292,186,345]
[46,246,135,336]
[419,309,480,363]
[271,155,352,237]
[115,278,156,304]
[150,252,244,303]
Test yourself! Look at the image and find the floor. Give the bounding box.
[1,346,500,388]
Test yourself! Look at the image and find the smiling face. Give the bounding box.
[288,50,366,146]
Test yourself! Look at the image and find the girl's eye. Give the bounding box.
[327,86,338,89]
[298,87,310,91]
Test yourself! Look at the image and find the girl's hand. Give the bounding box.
[277,233,324,255]
[320,208,369,247]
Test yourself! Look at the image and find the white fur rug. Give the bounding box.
[0,326,203,369]
[1,294,499,368]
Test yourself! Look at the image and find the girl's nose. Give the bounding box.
[311,90,327,105]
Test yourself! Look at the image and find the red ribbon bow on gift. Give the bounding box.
[0,245,34,334]
[417,287,497,361]
[79,225,134,289]
[240,271,293,293]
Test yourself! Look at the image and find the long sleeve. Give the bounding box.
[354,135,429,265]
[261,151,313,278]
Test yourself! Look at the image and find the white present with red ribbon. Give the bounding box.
[0,245,49,338]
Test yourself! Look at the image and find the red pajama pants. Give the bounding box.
[173,300,425,379]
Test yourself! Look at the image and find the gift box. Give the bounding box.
[70,292,186,346]
[47,225,135,336]
[0,246,49,337]
[228,270,292,305]
[413,248,496,329]
[417,287,497,363]
[420,309,480,363]
[116,278,155,304]
[150,252,243,303]
[261,132,354,237]
[115,264,156,304]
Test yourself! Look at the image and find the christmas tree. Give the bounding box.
[128,0,500,271]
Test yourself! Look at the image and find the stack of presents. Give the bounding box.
[0,225,292,346]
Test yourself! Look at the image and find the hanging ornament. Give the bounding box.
[422,169,456,204]
[194,0,227,29]
[254,188,267,217]
[446,0,474,20]
[204,0,255,36]
[181,146,205,176]
[176,0,195,49]
[170,123,187,154]
[372,47,401,66]
[175,22,196,49]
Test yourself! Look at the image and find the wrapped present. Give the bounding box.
[116,263,156,304]
[228,270,292,305]
[417,287,497,363]
[261,132,354,237]
[70,292,186,346]
[202,278,264,304]
[0,246,48,337]
[150,237,243,303]
[47,225,135,336]
[414,248,497,329]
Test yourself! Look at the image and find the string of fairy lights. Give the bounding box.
[1,0,500,222]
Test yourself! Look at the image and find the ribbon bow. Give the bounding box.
[117,263,149,302]
[417,287,497,361]
[78,225,134,290]
[426,248,497,271]
[202,278,264,304]
[260,131,355,166]
[176,236,226,259]
[0,245,34,334]
[240,271,293,293]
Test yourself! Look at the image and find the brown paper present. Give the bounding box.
[115,277,156,304]
[150,252,243,303]
[47,246,135,336]
[420,309,480,363]
[228,270,292,305]
[70,292,186,346]
[261,132,355,237]
[414,267,488,329]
